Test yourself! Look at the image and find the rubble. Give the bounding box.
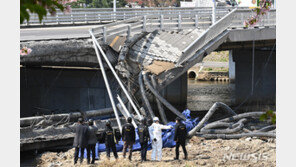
[36,136,276,167]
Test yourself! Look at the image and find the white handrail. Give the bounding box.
[22,7,237,26]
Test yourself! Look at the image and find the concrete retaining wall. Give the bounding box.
[188,69,229,82]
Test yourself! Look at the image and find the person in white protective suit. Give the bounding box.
[150,117,173,161]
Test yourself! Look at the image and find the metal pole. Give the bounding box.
[127,25,131,41]
[212,0,216,24]
[103,26,107,44]
[251,40,255,95]
[143,15,147,32]
[127,79,132,113]
[91,39,122,132]
[151,75,168,124]
[160,15,164,30]
[139,72,155,119]
[195,14,198,28]
[113,0,116,12]
[178,14,182,29]
[142,72,186,120]
[117,95,138,128]
[90,30,143,120]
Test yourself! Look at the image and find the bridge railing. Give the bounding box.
[90,9,276,45]
[176,8,276,65]
[22,7,242,26]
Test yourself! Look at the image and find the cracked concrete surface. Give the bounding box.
[20,39,118,67]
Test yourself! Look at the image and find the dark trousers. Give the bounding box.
[175,141,187,159]
[87,144,96,164]
[140,142,148,161]
[106,144,118,159]
[74,147,85,164]
[123,141,134,160]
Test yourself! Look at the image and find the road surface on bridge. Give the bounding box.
[20,25,97,41]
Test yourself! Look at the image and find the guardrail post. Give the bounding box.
[71,14,73,24]
[124,12,126,20]
[56,14,59,24]
[85,14,87,23]
[127,25,131,41]
[143,15,147,32]
[212,0,216,24]
[267,11,270,26]
[103,26,107,44]
[160,15,164,30]
[178,14,182,29]
[98,14,101,22]
[241,12,244,28]
[195,14,198,28]
[112,12,115,22]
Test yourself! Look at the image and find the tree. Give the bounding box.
[117,0,127,8]
[244,0,272,27]
[91,0,111,8]
[20,0,77,24]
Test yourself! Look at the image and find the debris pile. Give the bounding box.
[36,136,276,167]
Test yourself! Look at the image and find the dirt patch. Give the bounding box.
[203,51,229,62]
[144,61,175,75]
[36,136,275,167]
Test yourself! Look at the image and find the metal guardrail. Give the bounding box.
[22,7,244,26]
[177,8,238,65]
[90,9,275,45]
[176,9,276,65]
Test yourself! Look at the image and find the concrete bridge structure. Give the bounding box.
[20,7,276,151]
[20,8,275,117]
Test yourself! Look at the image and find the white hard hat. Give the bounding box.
[153,117,159,122]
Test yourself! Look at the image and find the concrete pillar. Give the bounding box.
[229,50,235,83]
[232,48,276,108]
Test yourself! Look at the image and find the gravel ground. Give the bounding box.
[36,136,275,167]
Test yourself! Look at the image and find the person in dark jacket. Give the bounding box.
[102,120,118,160]
[122,117,136,161]
[73,118,89,164]
[137,117,150,162]
[86,119,98,164]
[174,117,188,160]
